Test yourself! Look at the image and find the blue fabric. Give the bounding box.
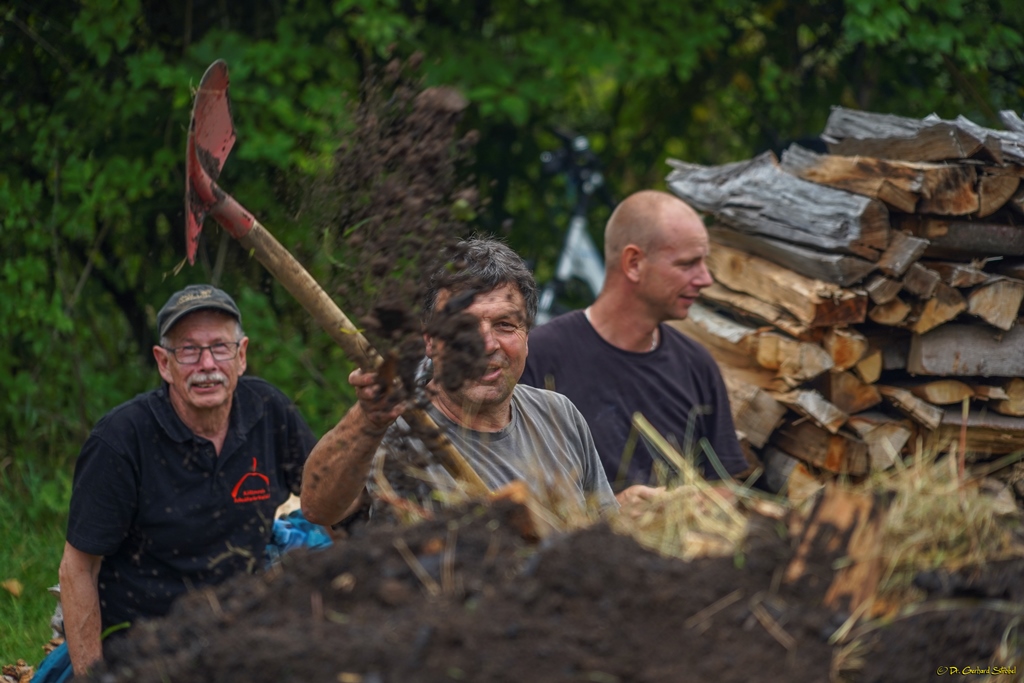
[33,642,73,683]
[266,510,332,564]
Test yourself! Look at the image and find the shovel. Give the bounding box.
[184,59,489,497]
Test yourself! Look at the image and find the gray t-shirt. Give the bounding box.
[382,384,617,513]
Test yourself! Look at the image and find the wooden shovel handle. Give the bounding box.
[239,221,491,497]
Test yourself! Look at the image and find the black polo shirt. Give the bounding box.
[66,376,315,630]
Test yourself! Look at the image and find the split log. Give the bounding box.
[908,282,966,335]
[772,420,869,475]
[863,329,910,371]
[709,226,875,286]
[854,348,883,384]
[900,215,1024,258]
[706,243,867,327]
[865,275,902,305]
[920,260,990,288]
[932,409,1024,455]
[720,368,787,448]
[773,389,848,434]
[666,152,891,259]
[978,172,1020,218]
[823,328,868,371]
[822,106,1024,165]
[761,447,824,504]
[901,263,941,299]
[698,282,810,339]
[987,258,1024,280]
[908,323,1024,377]
[993,378,1024,417]
[878,385,943,431]
[818,370,883,415]
[785,485,888,615]
[847,412,913,471]
[915,165,978,216]
[671,304,834,389]
[967,276,1024,331]
[902,379,975,405]
[972,384,1010,401]
[868,297,911,326]
[876,231,930,277]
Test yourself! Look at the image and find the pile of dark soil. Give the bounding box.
[91,502,1024,683]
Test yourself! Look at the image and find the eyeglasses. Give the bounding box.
[162,342,241,364]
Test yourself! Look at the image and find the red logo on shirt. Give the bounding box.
[231,457,271,503]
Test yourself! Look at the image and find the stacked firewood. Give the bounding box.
[666,107,1024,492]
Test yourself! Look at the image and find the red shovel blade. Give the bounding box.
[185,60,253,264]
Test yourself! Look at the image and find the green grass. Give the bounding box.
[0,462,70,667]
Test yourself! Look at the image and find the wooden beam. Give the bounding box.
[876,231,930,277]
[706,242,867,327]
[865,274,902,305]
[708,226,875,287]
[878,385,943,431]
[773,389,849,434]
[772,420,869,475]
[720,367,787,448]
[967,276,1024,331]
[900,215,1024,258]
[908,282,967,335]
[908,323,1024,376]
[667,152,891,259]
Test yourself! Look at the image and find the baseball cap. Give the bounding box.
[157,285,242,338]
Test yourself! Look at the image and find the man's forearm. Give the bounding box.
[59,545,104,675]
[301,405,388,526]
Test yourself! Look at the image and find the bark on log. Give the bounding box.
[876,231,930,277]
[908,282,966,335]
[772,421,869,475]
[773,389,849,434]
[706,243,867,327]
[878,385,944,431]
[901,263,941,299]
[900,215,1024,258]
[847,412,913,471]
[822,107,1024,164]
[666,152,891,259]
[818,370,883,415]
[699,282,811,339]
[908,323,1024,376]
[709,226,875,287]
[720,367,787,448]
[921,260,990,288]
[932,409,1024,455]
[865,275,902,305]
[967,276,1024,331]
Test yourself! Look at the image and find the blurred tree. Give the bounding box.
[1,0,1022,467]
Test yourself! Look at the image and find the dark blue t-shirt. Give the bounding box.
[66,376,315,630]
[520,310,745,490]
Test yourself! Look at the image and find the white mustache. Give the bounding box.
[187,372,227,389]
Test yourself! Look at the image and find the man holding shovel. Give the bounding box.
[59,285,316,675]
[301,238,616,526]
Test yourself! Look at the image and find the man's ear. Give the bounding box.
[622,244,644,284]
[423,332,436,359]
[154,346,173,383]
[237,336,249,375]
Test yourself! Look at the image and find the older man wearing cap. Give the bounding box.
[58,285,316,675]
